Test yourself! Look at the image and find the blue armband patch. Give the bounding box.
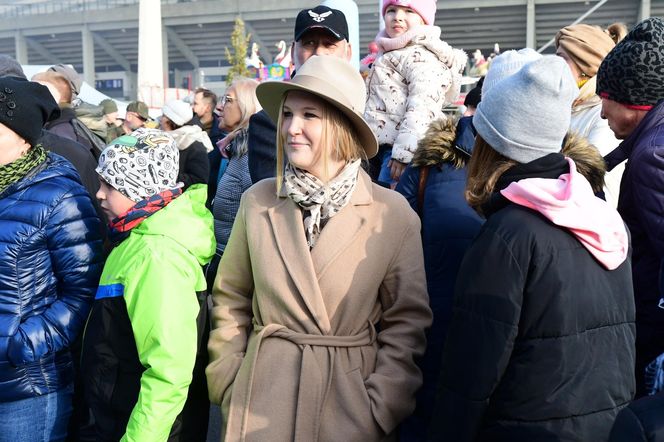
[96,283,125,299]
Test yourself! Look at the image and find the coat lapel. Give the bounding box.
[310,170,373,277]
[268,192,332,334]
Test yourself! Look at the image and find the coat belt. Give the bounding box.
[227,321,377,442]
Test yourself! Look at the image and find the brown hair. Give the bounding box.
[465,136,517,213]
[31,71,72,104]
[195,87,218,108]
[275,91,366,193]
[161,115,180,131]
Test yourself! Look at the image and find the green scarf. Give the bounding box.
[0,144,47,195]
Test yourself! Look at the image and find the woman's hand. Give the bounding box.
[389,159,408,181]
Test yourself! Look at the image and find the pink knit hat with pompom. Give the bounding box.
[382,0,436,26]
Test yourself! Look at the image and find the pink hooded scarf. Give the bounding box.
[500,158,628,270]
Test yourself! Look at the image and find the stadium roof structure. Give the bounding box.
[0,0,657,74]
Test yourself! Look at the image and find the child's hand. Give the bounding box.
[388,159,408,181]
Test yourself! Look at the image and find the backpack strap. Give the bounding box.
[417,166,431,217]
[72,118,105,159]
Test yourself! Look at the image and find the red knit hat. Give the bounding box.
[381,0,436,26]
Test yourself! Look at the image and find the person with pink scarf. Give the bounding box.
[431,56,635,441]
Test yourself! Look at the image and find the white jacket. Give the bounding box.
[170,124,214,152]
[364,26,467,164]
[570,96,624,208]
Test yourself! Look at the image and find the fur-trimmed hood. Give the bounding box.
[411,118,468,169]
[561,131,606,193]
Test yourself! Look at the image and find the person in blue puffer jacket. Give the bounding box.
[395,118,484,441]
[0,76,104,442]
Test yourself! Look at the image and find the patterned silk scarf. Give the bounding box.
[284,159,362,249]
[108,188,183,244]
[0,144,47,195]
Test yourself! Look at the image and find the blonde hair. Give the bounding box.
[275,91,366,193]
[31,71,72,104]
[225,77,261,156]
[465,136,517,214]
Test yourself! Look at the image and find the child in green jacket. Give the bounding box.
[81,128,216,442]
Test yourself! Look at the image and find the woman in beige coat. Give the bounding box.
[206,55,432,442]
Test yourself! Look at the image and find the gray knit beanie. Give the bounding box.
[0,55,26,79]
[473,56,577,163]
[482,48,542,96]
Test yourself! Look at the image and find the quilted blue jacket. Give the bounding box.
[0,153,103,402]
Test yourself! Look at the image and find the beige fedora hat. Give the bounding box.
[256,55,378,159]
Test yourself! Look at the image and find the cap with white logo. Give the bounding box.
[294,5,349,42]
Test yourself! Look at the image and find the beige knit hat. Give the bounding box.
[555,24,616,77]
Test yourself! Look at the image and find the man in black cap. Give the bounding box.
[597,17,664,398]
[246,4,352,184]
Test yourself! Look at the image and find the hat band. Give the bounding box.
[290,74,359,115]
[599,92,654,111]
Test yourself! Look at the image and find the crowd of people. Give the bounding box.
[1,1,664,441]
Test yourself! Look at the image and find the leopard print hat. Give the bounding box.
[597,17,664,107]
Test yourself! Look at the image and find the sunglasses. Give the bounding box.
[128,111,147,122]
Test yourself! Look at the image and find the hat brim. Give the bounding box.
[295,25,344,43]
[256,79,378,159]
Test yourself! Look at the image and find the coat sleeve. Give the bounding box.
[206,193,254,404]
[6,186,103,365]
[394,165,420,212]
[178,142,210,189]
[607,405,648,442]
[391,52,453,164]
[631,141,664,259]
[365,208,432,434]
[429,226,525,442]
[247,110,278,184]
[120,249,201,442]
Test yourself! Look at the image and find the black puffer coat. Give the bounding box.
[431,153,636,442]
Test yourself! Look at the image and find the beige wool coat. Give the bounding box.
[206,170,432,442]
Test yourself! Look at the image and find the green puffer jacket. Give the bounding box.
[81,184,216,442]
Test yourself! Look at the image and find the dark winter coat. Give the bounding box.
[431,153,636,442]
[396,119,483,441]
[0,153,104,402]
[178,141,209,189]
[609,393,664,442]
[212,130,251,256]
[247,109,277,184]
[168,125,212,191]
[605,100,664,396]
[44,106,106,159]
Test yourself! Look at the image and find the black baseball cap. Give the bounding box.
[294,5,349,43]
